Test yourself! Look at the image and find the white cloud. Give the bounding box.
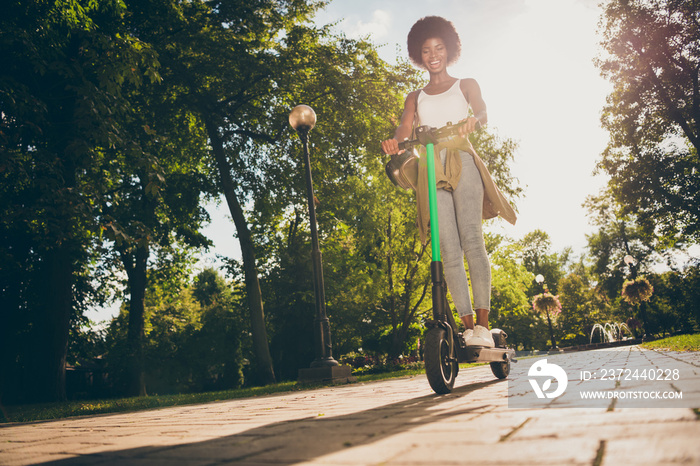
[343,9,392,40]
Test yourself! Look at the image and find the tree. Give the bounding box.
[488,236,536,350]
[126,0,355,385]
[346,178,431,361]
[584,190,656,299]
[0,0,159,402]
[249,51,426,370]
[582,189,675,334]
[557,270,613,346]
[116,0,314,385]
[596,0,700,243]
[518,230,571,294]
[105,267,246,395]
[650,266,700,334]
[100,95,213,396]
[118,0,431,384]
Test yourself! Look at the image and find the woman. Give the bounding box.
[382,16,514,347]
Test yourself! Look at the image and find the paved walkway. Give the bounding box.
[1,346,699,465]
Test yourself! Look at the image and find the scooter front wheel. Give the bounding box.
[424,327,457,394]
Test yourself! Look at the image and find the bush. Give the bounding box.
[340,353,423,376]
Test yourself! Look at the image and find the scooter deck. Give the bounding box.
[456,345,515,364]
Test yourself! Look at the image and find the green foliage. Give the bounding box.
[1,0,161,402]
[596,0,700,243]
[488,237,541,351]
[557,272,613,346]
[67,323,107,368]
[489,238,532,313]
[469,129,523,202]
[583,190,656,299]
[517,230,571,294]
[641,268,700,336]
[229,23,431,368]
[128,0,335,386]
[105,269,246,395]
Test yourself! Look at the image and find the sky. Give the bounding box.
[88,0,614,324]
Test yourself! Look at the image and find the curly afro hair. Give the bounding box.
[407,16,462,68]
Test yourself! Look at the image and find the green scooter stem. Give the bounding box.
[426,141,448,322]
[426,142,441,262]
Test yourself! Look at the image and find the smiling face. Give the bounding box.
[421,37,448,73]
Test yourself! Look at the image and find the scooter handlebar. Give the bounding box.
[397,120,481,151]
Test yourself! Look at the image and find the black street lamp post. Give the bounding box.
[623,255,637,276]
[289,105,354,384]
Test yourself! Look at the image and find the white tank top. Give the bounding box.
[416,79,470,128]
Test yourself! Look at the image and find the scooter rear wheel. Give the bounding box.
[424,327,457,394]
[490,361,510,379]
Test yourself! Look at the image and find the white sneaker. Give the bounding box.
[462,328,474,345]
[466,325,495,348]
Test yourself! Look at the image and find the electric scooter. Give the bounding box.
[394,122,515,394]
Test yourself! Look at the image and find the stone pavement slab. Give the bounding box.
[1,345,698,465]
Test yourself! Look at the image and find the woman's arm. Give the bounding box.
[459,78,487,136]
[381,90,419,155]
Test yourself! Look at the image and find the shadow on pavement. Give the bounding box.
[40,379,504,465]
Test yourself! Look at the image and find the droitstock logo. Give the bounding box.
[528,359,568,399]
[509,350,693,408]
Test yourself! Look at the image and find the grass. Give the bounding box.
[0,381,299,424]
[641,333,700,352]
[0,362,485,424]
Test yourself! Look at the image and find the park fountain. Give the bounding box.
[589,322,634,344]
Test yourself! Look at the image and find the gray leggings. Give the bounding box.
[436,150,491,317]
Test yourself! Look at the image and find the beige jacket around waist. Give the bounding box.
[402,137,517,244]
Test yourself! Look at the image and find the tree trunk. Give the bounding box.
[389,317,411,361]
[204,117,276,385]
[30,246,73,402]
[121,244,149,397]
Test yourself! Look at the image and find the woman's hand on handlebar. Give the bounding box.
[381,138,404,156]
[457,117,481,137]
